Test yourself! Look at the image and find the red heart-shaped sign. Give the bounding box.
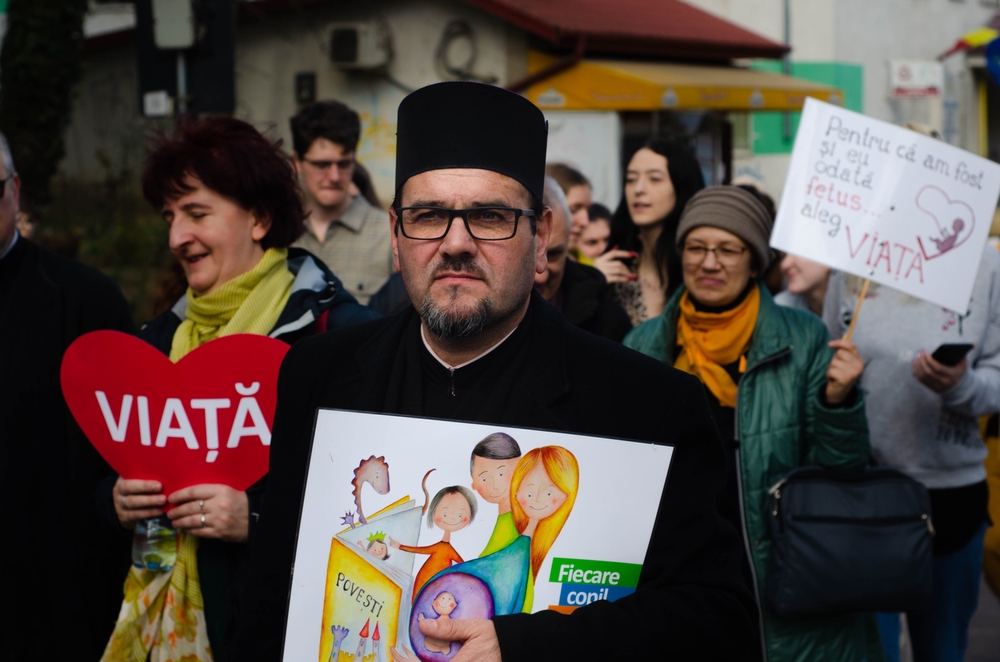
[61,331,289,497]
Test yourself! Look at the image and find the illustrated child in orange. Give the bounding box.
[390,486,477,600]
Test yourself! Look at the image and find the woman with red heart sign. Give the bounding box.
[99,117,378,662]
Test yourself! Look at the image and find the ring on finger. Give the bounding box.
[200,514,207,527]
[199,500,205,511]
[121,496,127,510]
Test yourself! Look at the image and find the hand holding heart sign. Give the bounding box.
[61,331,289,539]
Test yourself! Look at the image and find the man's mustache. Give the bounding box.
[432,255,486,280]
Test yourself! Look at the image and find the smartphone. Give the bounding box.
[615,253,637,270]
[931,343,974,367]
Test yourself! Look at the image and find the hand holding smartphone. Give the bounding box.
[930,343,974,367]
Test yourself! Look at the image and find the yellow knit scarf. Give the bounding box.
[170,248,294,361]
[103,248,293,662]
[674,286,760,408]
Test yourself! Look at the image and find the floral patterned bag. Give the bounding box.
[102,533,212,662]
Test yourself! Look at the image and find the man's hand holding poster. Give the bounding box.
[60,330,288,495]
[771,97,1000,312]
[284,411,674,662]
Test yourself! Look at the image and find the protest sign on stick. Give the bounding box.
[771,97,1000,313]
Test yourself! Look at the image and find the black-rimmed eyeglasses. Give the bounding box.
[394,206,535,241]
[302,157,354,171]
[682,243,749,267]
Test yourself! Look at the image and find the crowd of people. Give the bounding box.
[2,81,999,662]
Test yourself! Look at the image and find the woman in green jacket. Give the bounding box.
[625,186,882,662]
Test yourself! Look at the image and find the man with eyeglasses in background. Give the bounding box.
[290,100,393,304]
[0,129,135,660]
[233,82,756,662]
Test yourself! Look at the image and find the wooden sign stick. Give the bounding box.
[844,279,871,342]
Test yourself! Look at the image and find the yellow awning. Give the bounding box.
[525,51,843,112]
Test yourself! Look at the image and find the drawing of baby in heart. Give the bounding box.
[915,185,975,260]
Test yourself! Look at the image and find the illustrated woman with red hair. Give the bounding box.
[510,446,580,612]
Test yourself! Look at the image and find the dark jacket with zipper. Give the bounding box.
[97,248,379,662]
[231,290,759,661]
[625,282,883,662]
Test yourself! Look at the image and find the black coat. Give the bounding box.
[557,259,632,342]
[0,238,135,662]
[231,292,757,661]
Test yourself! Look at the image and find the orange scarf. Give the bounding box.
[674,287,760,408]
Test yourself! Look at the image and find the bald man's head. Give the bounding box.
[543,175,571,237]
[535,176,572,301]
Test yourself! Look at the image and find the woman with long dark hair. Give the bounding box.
[594,140,704,326]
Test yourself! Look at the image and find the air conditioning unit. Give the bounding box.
[329,21,390,70]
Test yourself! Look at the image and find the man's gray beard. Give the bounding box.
[421,296,493,339]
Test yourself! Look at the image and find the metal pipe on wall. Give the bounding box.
[783,0,792,141]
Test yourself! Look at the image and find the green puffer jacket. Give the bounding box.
[625,283,885,662]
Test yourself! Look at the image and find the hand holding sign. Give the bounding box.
[825,338,865,403]
[61,331,289,504]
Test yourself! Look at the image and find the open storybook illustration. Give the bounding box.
[283,411,674,662]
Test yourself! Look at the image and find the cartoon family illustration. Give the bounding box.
[355,432,581,662]
[326,434,580,661]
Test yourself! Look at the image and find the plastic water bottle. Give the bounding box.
[132,515,178,572]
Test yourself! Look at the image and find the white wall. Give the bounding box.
[543,111,622,208]
[732,153,792,201]
[682,0,836,61]
[833,0,994,124]
[234,0,510,201]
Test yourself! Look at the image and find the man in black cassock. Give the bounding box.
[232,82,757,660]
[0,132,135,660]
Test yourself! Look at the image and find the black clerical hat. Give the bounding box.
[394,81,548,203]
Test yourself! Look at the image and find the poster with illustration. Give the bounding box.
[282,410,674,662]
[771,97,1000,312]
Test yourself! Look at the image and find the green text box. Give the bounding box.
[549,557,642,588]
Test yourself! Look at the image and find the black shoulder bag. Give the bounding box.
[764,465,934,617]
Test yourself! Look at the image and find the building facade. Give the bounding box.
[685,0,1000,199]
[66,0,844,210]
